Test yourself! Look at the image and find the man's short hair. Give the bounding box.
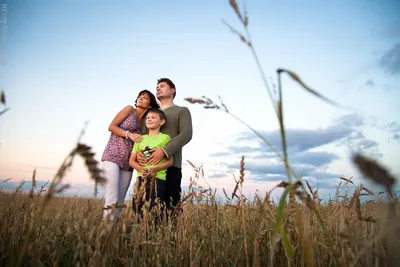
[157,78,176,99]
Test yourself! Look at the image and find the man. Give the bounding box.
[138,78,193,216]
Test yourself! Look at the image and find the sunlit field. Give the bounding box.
[1,172,399,266]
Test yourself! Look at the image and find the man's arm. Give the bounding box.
[150,156,173,173]
[163,107,193,157]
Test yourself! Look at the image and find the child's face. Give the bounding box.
[145,112,165,130]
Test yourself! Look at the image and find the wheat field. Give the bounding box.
[1,174,399,267]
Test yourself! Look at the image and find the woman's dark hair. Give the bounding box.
[135,89,159,109]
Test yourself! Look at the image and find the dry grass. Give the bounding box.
[1,169,400,267]
[0,89,10,116]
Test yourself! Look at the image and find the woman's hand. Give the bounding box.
[128,132,142,143]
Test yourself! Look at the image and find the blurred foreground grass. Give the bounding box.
[1,177,399,267]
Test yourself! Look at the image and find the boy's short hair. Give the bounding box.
[146,108,167,122]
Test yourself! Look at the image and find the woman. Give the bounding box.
[101,90,159,220]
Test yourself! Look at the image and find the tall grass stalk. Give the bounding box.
[185,1,398,266]
[15,124,105,266]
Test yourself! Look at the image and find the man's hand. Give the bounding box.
[146,148,165,166]
[137,153,147,166]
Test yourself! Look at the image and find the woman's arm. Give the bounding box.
[108,105,134,137]
[108,105,142,142]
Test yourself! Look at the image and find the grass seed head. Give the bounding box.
[352,153,396,194]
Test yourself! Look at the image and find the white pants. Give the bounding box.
[102,161,133,220]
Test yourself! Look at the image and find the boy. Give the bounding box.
[129,108,173,214]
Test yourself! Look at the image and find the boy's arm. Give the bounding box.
[136,152,147,166]
[132,140,147,166]
[129,153,146,173]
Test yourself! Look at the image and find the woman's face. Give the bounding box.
[136,92,151,109]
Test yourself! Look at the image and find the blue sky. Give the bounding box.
[1,0,399,200]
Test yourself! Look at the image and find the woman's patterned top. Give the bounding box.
[101,112,140,171]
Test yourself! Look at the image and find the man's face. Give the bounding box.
[156,82,175,100]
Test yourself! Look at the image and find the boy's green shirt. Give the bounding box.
[132,132,171,180]
[141,105,193,169]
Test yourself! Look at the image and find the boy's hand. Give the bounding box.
[137,153,147,166]
[146,148,165,166]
